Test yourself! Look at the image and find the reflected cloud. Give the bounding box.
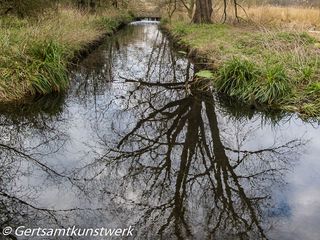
[0,23,318,240]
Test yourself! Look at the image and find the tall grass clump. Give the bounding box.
[215,58,260,101]
[255,65,291,104]
[214,58,292,105]
[29,41,69,94]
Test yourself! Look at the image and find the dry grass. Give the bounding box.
[169,4,320,31]
[8,7,128,54]
[243,5,320,30]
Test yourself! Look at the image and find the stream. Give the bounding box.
[0,22,320,240]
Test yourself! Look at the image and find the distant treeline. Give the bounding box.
[247,0,320,7]
[0,0,128,17]
[0,0,318,18]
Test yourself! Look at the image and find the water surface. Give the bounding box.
[0,23,320,240]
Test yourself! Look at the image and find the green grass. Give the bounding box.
[165,22,320,118]
[28,41,69,94]
[213,58,291,105]
[215,58,259,100]
[0,8,132,102]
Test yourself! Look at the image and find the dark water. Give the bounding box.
[1,23,320,240]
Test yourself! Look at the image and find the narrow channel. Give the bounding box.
[0,22,319,240]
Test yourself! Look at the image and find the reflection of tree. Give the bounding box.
[0,128,107,238]
[84,79,304,239]
[0,97,73,234]
[70,23,189,105]
[0,24,193,236]
[0,94,132,237]
[67,23,305,238]
[0,23,307,240]
[216,93,292,124]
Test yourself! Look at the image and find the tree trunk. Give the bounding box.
[192,0,213,23]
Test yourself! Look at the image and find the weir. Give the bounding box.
[133,16,161,22]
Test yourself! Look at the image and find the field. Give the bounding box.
[244,5,320,30]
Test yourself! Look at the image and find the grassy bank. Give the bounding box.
[164,22,320,118]
[0,8,132,102]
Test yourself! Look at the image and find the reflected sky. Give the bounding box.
[0,24,320,240]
